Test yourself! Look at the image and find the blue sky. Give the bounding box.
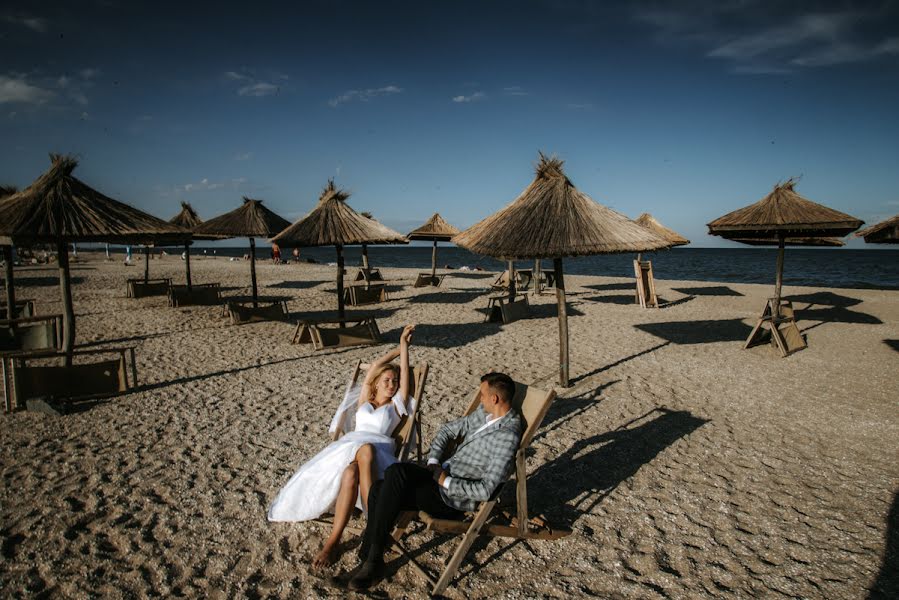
[2,0,898,247]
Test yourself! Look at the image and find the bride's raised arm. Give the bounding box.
[398,324,414,406]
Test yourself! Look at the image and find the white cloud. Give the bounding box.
[503,86,529,96]
[225,70,286,98]
[452,91,485,103]
[3,15,47,33]
[238,82,279,97]
[0,74,55,104]
[234,152,253,161]
[80,68,100,80]
[225,71,248,81]
[178,177,250,193]
[566,102,593,110]
[328,85,403,107]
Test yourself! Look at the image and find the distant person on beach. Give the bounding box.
[344,371,522,590]
[292,247,300,263]
[272,243,281,264]
[268,325,417,570]
[124,245,132,265]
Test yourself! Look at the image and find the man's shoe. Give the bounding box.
[347,559,385,591]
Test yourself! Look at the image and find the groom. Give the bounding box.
[347,372,522,590]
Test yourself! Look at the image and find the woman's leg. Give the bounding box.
[312,461,359,569]
[355,444,376,512]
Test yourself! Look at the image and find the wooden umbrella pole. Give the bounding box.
[249,237,258,308]
[554,258,569,387]
[362,244,369,270]
[773,233,785,319]
[336,244,346,321]
[184,242,192,289]
[508,259,516,301]
[3,246,15,319]
[534,259,540,295]
[143,247,150,283]
[57,241,76,366]
[431,240,437,278]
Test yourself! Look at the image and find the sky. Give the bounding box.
[2,0,898,248]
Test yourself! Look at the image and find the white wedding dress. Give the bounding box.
[267,391,412,522]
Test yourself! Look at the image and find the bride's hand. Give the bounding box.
[400,324,415,346]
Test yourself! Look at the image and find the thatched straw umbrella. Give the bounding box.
[271,180,408,319]
[453,153,670,386]
[1,185,18,321]
[855,215,899,244]
[407,213,461,278]
[707,179,863,318]
[0,154,189,362]
[192,198,290,308]
[169,201,203,288]
[634,213,689,260]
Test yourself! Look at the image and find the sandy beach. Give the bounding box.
[1,254,896,598]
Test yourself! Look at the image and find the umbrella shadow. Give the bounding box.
[528,302,586,318]
[786,291,882,332]
[582,294,635,305]
[787,291,861,308]
[291,308,400,322]
[884,340,899,353]
[526,408,710,527]
[15,276,86,287]
[658,295,696,308]
[672,285,743,297]
[582,282,634,292]
[379,321,502,349]
[269,280,328,290]
[532,380,620,442]
[569,342,670,385]
[136,355,311,393]
[445,272,495,280]
[869,489,899,599]
[634,319,753,344]
[410,290,485,304]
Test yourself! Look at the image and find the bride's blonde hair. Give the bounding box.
[367,363,401,403]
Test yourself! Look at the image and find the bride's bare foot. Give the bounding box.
[312,541,341,570]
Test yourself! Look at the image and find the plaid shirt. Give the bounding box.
[428,405,522,511]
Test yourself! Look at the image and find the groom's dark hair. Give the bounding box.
[480,372,515,405]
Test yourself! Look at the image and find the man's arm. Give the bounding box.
[427,407,483,463]
[444,427,520,502]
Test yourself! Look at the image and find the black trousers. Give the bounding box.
[360,463,462,562]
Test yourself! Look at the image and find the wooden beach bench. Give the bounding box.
[534,270,556,295]
[126,277,172,298]
[413,273,445,288]
[491,269,533,293]
[2,346,137,413]
[485,294,530,324]
[634,259,659,308]
[344,283,389,306]
[354,268,384,285]
[0,315,63,354]
[168,282,222,307]
[292,315,382,351]
[744,298,806,357]
[0,299,36,320]
[389,379,570,596]
[225,299,290,325]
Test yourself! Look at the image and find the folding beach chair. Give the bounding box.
[485,295,530,324]
[391,380,570,595]
[344,283,389,306]
[292,315,382,350]
[225,300,290,324]
[515,269,533,292]
[126,278,171,298]
[744,298,806,357]
[354,268,385,285]
[490,270,512,292]
[413,273,445,288]
[0,299,36,320]
[634,259,659,308]
[0,315,63,354]
[168,282,222,307]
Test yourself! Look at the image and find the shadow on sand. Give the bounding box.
[635,319,752,344]
[379,321,502,349]
[582,294,635,305]
[672,285,744,297]
[869,489,899,599]
[269,280,328,290]
[582,282,634,292]
[884,340,899,353]
[15,276,86,287]
[786,291,883,332]
[411,290,485,304]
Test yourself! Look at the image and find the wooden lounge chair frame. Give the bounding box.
[292,315,382,351]
[2,346,137,413]
[390,380,570,595]
[224,300,290,325]
[126,277,172,298]
[634,259,659,308]
[413,273,446,288]
[0,314,63,354]
[491,270,532,293]
[344,283,389,306]
[534,271,556,295]
[168,282,222,307]
[745,298,806,357]
[485,295,530,324]
[0,299,36,320]
[354,268,384,285]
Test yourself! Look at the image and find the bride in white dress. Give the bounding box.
[268,325,415,568]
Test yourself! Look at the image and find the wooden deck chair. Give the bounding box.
[344,283,389,306]
[0,299,36,320]
[490,270,512,292]
[354,268,384,285]
[225,300,289,324]
[3,346,137,413]
[312,360,429,534]
[168,283,222,307]
[292,315,382,351]
[485,295,530,324]
[413,273,445,288]
[390,380,570,595]
[744,298,806,357]
[127,278,172,298]
[0,315,63,354]
[515,269,533,292]
[634,260,659,308]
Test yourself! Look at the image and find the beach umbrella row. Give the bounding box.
[1,185,18,321]
[169,201,203,289]
[855,215,899,244]
[407,213,460,277]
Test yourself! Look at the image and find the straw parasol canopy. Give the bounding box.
[708,179,863,319]
[407,213,461,277]
[634,213,689,247]
[0,154,190,360]
[1,186,18,321]
[454,152,670,386]
[855,214,899,244]
[732,237,845,247]
[272,179,408,318]
[169,201,203,288]
[193,197,291,307]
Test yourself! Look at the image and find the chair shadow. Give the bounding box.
[569,342,670,385]
[582,282,634,292]
[582,294,635,305]
[76,323,225,348]
[291,307,400,322]
[136,355,310,393]
[869,489,899,599]
[528,303,586,318]
[787,291,861,308]
[884,340,899,353]
[672,285,743,297]
[533,380,620,441]
[379,321,502,349]
[446,272,495,280]
[269,280,327,290]
[658,295,695,308]
[635,320,752,344]
[411,290,485,304]
[16,276,86,287]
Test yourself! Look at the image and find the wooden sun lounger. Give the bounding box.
[292,315,382,350]
[354,268,384,285]
[344,283,389,306]
[534,271,556,295]
[168,283,222,307]
[0,315,63,354]
[390,379,570,596]
[413,273,445,288]
[634,259,659,308]
[126,278,172,298]
[744,298,806,357]
[491,270,532,293]
[225,300,290,325]
[0,299,36,320]
[2,346,137,413]
[485,294,530,324]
